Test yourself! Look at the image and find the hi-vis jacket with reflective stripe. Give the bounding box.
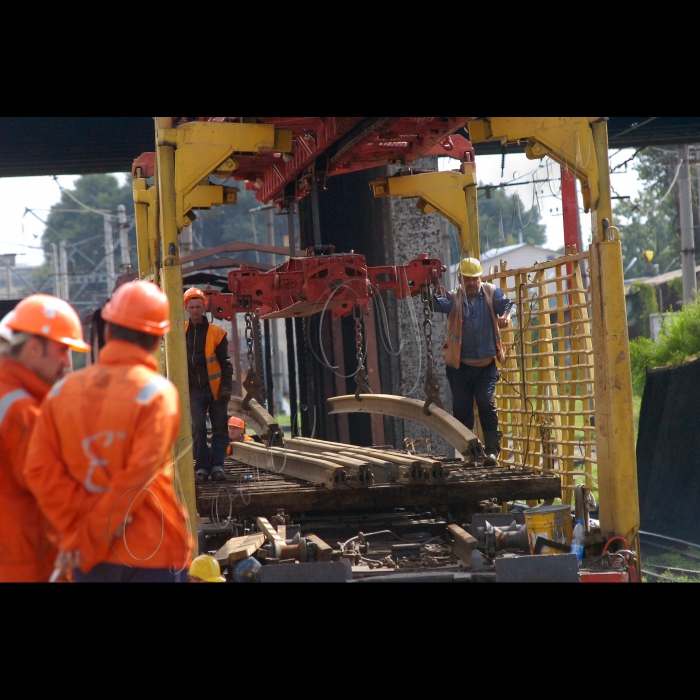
[0,358,56,582]
[185,320,229,400]
[23,340,193,575]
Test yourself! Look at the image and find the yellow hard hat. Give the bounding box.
[188,554,226,582]
[459,257,483,277]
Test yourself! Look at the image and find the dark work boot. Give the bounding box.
[483,430,502,467]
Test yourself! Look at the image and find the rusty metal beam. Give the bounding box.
[197,475,562,518]
[180,241,290,265]
[327,394,480,456]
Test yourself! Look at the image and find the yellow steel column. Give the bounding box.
[133,179,152,279]
[155,116,198,553]
[588,119,640,558]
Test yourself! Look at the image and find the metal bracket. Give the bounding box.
[370,162,480,259]
[156,121,293,229]
[468,117,601,213]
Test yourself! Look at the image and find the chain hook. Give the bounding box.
[353,303,372,401]
[241,298,265,410]
[421,286,444,415]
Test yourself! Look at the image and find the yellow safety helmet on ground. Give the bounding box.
[459,257,483,277]
[188,554,226,582]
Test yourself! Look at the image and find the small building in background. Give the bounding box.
[0,254,40,300]
[480,242,563,274]
[624,265,700,340]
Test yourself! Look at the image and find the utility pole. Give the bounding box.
[103,214,116,295]
[265,208,283,408]
[59,240,69,300]
[678,144,697,303]
[51,242,61,299]
[180,224,194,257]
[250,213,261,264]
[117,204,132,272]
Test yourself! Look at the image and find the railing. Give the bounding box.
[483,251,596,505]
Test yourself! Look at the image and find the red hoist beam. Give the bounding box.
[204,249,445,321]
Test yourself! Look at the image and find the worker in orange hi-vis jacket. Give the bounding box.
[0,295,90,582]
[24,281,193,583]
[228,416,254,443]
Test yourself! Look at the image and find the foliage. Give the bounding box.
[190,181,287,260]
[626,281,659,339]
[42,174,134,304]
[630,336,657,396]
[642,551,700,583]
[476,182,547,254]
[667,277,683,298]
[614,148,688,280]
[629,296,700,395]
[447,182,548,263]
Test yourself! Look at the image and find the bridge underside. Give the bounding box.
[0,117,697,178]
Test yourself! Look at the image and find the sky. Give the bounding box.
[0,153,644,268]
[438,149,644,253]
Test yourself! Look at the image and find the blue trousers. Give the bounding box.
[73,564,184,583]
[190,385,229,474]
[446,360,499,432]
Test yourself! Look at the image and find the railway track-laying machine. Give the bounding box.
[129,117,638,582]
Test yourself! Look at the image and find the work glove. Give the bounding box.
[218,388,232,405]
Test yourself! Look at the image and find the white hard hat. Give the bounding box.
[0,311,15,342]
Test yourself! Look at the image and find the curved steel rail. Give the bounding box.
[228,396,284,446]
[327,394,481,456]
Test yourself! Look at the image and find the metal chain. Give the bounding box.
[421,286,444,415]
[241,300,265,410]
[354,305,371,401]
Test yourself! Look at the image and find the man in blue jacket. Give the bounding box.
[432,257,514,461]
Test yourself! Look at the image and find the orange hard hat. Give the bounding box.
[228,416,245,429]
[184,287,207,307]
[102,281,171,336]
[6,294,90,352]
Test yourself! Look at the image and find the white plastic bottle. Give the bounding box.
[570,519,585,561]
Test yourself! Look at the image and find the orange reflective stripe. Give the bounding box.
[205,325,227,400]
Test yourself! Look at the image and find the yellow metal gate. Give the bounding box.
[483,250,596,506]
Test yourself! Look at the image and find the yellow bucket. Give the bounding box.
[524,505,573,555]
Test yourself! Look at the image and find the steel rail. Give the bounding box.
[229,442,347,489]
[327,394,480,456]
[228,396,284,445]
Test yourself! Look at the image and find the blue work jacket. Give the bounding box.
[432,286,514,362]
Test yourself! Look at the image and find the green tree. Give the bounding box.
[630,296,700,395]
[476,182,547,255]
[42,174,135,305]
[614,148,688,280]
[190,181,288,262]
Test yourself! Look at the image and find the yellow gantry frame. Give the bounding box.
[370,117,639,566]
[133,118,293,556]
[134,116,639,569]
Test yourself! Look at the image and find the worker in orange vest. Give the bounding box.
[225,416,254,459]
[24,281,193,583]
[228,415,254,443]
[0,295,90,581]
[184,287,233,484]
